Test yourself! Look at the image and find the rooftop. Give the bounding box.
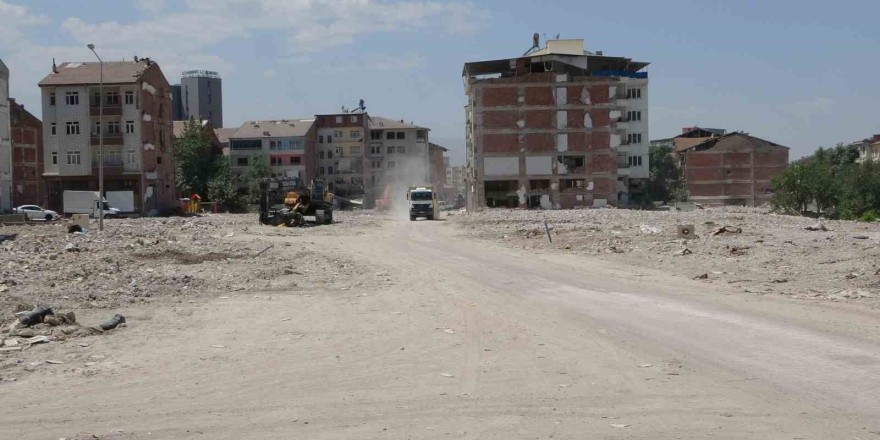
[369,116,428,130]
[686,132,789,153]
[214,128,238,144]
[230,119,315,139]
[38,59,158,86]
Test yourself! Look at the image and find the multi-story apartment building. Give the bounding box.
[854,134,880,163]
[315,113,371,203]
[366,116,430,194]
[9,99,45,207]
[228,119,316,181]
[463,38,649,209]
[175,70,223,128]
[0,58,11,211]
[38,57,176,214]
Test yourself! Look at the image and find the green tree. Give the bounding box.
[771,161,812,213]
[175,118,218,198]
[839,161,880,219]
[646,145,686,203]
[244,155,271,204]
[207,160,246,212]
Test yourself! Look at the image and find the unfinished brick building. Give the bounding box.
[9,99,45,207]
[463,38,649,209]
[680,132,789,206]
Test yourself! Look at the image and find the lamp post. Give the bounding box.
[87,44,104,232]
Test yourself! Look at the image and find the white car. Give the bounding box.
[14,205,60,221]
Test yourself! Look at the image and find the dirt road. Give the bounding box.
[2,214,879,439]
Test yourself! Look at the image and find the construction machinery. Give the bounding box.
[258,177,335,227]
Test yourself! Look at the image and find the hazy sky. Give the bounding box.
[2,0,878,164]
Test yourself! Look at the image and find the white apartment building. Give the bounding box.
[367,116,430,190]
[38,58,176,213]
[0,58,11,212]
[611,75,649,203]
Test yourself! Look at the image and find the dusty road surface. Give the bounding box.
[2,213,880,439]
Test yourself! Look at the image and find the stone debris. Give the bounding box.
[453,206,880,305]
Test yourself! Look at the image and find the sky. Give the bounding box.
[1,0,879,164]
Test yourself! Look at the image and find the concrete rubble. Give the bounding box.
[451,206,880,306]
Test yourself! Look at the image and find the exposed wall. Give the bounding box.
[10,100,45,207]
[684,148,788,206]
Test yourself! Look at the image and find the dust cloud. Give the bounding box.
[378,153,431,221]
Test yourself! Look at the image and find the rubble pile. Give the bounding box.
[452,207,880,306]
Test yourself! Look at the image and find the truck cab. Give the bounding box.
[407,186,439,221]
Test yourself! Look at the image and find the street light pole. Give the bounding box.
[87,44,104,232]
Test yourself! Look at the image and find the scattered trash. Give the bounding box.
[610,423,630,428]
[852,235,869,240]
[64,243,80,252]
[67,224,83,233]
[711,225,742,236]
[440,372,454,378]
[225,231,235,237]
[210,345,226,349]
[693,273,708,280]
[677,224,696,239]
[845,273,858,280]
[770,278,789,283]
[675,248,693,256]
[26,335,50,345]
[98,314,126,331]
[45,359,64,365]
[255,244,274,257]
[639,225,660,234]
[638,363,653,368]
[805,221,828,232]
[726,245,749,256]
[443,328,456,334]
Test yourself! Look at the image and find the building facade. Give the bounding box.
[315,113,370,203]
[0,59,11,211]
[680,132,788,207]
[367,116,431,197]
[854,134,880,163]
[9,99,45,207]
[463,38,649,210]
[228,119,316,182]
[38,57,176,214]
[428,142,448,192]
[178,70,223,128]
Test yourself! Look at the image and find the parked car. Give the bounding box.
[13,205,60,221]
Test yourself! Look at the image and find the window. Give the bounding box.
[371,146,381,155]
[67,150,81,165]
[318,135,324,144]
[230,139,262,150]
[396,131,405,140]
[270,156,283,166]
[628,155,643,167]
[49,93,56,106]
[372,159,382,168]
[124,91,134,105]
[156,156,163,165]
[350,146,361,155]
[627,111,642,121]
[386,131,394,140]
[335,116,343,123]
[236,157,249,166]
[334,147,343,157]
[351,115,358,123]
[319,167,325,175]
[66,122,80,135]
[371,131,382,140]
[270,141,277,150]
[350,130,360,138]
[106,92,120,105]
[388,161,396,168]
[327,151,333,159]
[65,92,79,105]
[92,91,101,106]
[416,130,426,141]
[94,121,101,134]
[107,121,121,134]
[50,123,57,136]
[334,130,343,138]
[397,146,405,154]
[327,166,333,175]
[627,133,642,144]
[290,156,301,165]
[319,151,325,159]
[387,146,394,154]
[326,135,332,144]
[126,150,137,163]
[51,152,58,165]
[125,121,135,134]
[626,88,642,99]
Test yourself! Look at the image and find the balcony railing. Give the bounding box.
[91,133,124,146]
[90,105,123,117]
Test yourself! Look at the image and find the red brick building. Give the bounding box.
[9,99,45,207]
[463,38,649,209]
[680,132,788,206]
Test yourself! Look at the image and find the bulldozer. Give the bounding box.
[258,177,335,227]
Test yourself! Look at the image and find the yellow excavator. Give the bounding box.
[258,177,335,226]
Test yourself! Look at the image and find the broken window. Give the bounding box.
[483,180,519,208]
[530,179,551,191]
[560,179,586,190]
[556,155,585,174]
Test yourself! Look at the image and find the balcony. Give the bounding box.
[91,158,125,175]
[90,105,123,117]
[91,133,124,146]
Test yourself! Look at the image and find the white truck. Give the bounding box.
[63,191,121,219]
[407,185,439,221]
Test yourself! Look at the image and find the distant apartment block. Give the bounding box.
[463,37,649,210]
[173,70,223,128]
[0,58,11,211]
[367,116,431,192]
[315,113,371,203]
[38,57,176,214]
[9,99,45,207]
[854,135,880,163]
[429,142,448,192]
[228,119,316,182]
